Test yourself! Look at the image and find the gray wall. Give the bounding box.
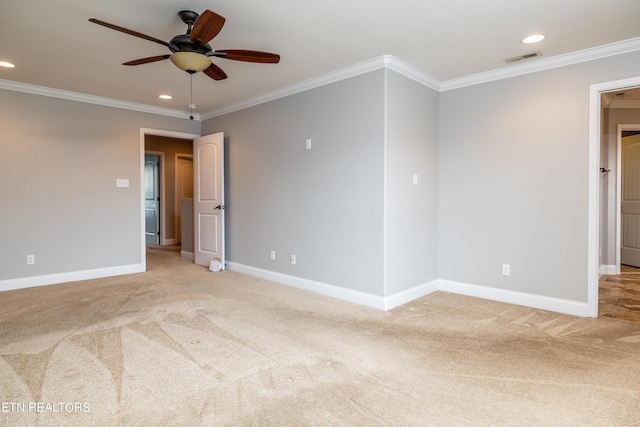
[385,70,439,294]
[0,90,198,281]
[3,49,640,309]
[439,51,640,302]
[203,71,387,295]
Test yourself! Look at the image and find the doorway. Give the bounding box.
[139,128,200,271]
[591,78,640,318]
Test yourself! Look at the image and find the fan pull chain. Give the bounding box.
[189,72,194,120]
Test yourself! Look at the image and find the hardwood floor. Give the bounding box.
[599,264,640,322]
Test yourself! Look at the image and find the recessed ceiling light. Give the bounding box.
[0,61,15,68]
[159,94,172,100]
[522,34,545,44]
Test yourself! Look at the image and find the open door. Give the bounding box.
[193,133,225,268]
[621,134,640,267]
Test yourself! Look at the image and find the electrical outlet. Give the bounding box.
[270,250,276,260]
[413,174,418,185]
[502,264,510,276]
[27,254,35,265]
[290,254,297,265]
[305,138,312,149]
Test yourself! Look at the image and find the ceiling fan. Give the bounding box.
[89,9,280,81]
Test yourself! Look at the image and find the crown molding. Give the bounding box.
[201,55,441,119]
[440,37,640,92]
[3,36,640,121]
[0,79,199,120]
[383,55,441,91]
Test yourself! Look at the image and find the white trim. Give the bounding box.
[599,265,617,276]
[588,84,602,318]
[441,37,640,91]
[3,36,639,121]
[439,280,589,317]
[201,56,441,119]
[227,262,387,310]
[385,280,440,311]
[0,79,199,120]
[383,68,389,302]
[383,56,441,91]
[181,251,194,261]
[226,262,585,315]
[203,37,640,118]
[0,264,143,293]
[617,125,623,274]
[139,128,200,271]
[589,76,640,318]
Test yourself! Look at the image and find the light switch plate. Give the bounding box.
[116,179,129,188]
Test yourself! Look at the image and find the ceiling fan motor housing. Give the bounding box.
[169,34,212,55]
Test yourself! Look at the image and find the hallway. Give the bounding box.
[599,265,640,322]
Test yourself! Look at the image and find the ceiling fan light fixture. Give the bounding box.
[170,52,210,72]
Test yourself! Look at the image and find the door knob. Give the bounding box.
[214,205,224,210]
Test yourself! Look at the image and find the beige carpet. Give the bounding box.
[2,246,640,426]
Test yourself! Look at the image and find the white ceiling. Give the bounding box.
[1,0,640,116]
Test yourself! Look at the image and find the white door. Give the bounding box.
[175,155,193,243]
[144,154,160,245]
[621,134,640,267]
[193,133,225,268]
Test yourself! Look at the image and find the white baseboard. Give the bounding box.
[385,280,440,310]
[438,279,589,317]
[181,251,194,260]
[227,264,589,316]
[0,260,591,317]
[228,262,441,311]
[599,264,617,276]
[0,264,144,293]
[227,262,387,310]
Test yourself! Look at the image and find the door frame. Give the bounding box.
[589,76,640,317]
[139,128,200,270]
[616,124,640,273]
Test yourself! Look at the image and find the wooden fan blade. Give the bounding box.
[123,55,171,66]
[203,63,228,81]
[214,50,280,64]
[89,18,171,48]
[191,10,226,44]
